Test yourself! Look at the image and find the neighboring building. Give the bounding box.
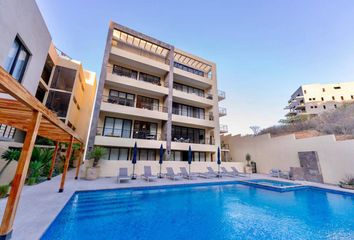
[0,0,96,163]
[88,21,226,162]
[285,82,354,117]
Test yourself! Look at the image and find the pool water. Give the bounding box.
[247,179,299,187]
[42,183,354,240]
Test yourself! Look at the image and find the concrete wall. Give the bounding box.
[82,160,244,178]
[0,0,51,94]
[221,133,354,185]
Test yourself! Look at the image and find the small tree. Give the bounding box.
[89,147,106,167]
[250,126,261,135]
[0,149,21,177]
[245,153,251,167]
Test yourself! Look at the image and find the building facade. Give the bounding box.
[285,82,354,117]
[88,22,226,162]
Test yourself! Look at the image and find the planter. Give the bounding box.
[340,184,354,190]
[85,166,101,180]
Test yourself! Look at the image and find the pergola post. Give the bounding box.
[75,145,85,180]
[0,111,42,239]
[47,142,59,180]
[58,136,74,193]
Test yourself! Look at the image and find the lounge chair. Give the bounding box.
[179,167,198,180]
[221,167,238,177]
[269,169,281,178]
[231,167,247,177]
[207,167,222,178]
[166,167,182,180]
[117,168,131,183]
[198,168,217,178]
[142,166,158,182]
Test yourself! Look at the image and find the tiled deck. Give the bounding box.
[0,170,353,240]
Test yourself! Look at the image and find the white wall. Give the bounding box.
[82,160,244,178]
[222,133,354,185]
[0,0,51,94]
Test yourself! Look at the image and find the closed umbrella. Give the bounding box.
[217,146,221,177]
[188,145,192,175]
[132,142,137,179]
[158,144,163,178]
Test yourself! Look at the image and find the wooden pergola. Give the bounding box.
[0,67,85,239]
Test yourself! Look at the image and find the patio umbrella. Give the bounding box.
[217,146,221,177]
[132,142,137,179]
[158,144,163,178]
[188,145,192,175]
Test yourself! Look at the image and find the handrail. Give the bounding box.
[102,95,168,112]
[96,127,162,140]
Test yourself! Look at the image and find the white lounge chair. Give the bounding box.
[221,167,237,177]
[199,168,217,178]
[269,169,281,178]
[117,168,131,183]
[231,167,247,177]
[179,167,198,180]
[142,166,158,182]
[207,167,222,178]
[166,167,182,180]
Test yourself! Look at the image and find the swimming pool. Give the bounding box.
[42,183,354,240]
[247,179,298,187]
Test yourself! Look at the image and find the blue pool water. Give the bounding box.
[247,179,299,187]
[42,183,354,240]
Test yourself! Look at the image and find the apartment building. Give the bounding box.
[88,22,226,163]
[285,82,354,117]
[0,0,96,154]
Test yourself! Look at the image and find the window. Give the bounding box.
[41,55,54,85]
[0,124,16,139]
[173,82,204,97]
[193,152,206,162]
[103,117,132,138]
[46,91,71,117]
[112,65,137,79]
[341,96,344,100]
[136,95,159,111]
[172,125,205,144]
[171,151,182,161]
[108,89,135,107]
[174,62,204,77]
[321,97,324,101]
[334,86,341,90]
[35,85,47,103]
[132,149,157,161]
[102,147,129,160]
[133,121,158,140]
[51,66,76,92]
[332,96,335,100]
[172,102,205,119]
[4,37,30,82]
[322,88,325,92]
[139,72,161,85]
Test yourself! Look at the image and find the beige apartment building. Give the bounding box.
[0,0,97,181]
[88,22,226,163]
[285,82,354,117]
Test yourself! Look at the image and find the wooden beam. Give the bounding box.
[75,145,85,180]
[0,111,42,238]
[47,142,59,180]
[58,136,74,192]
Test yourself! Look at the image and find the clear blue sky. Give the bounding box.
[36,0,354,135]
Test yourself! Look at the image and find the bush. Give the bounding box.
[0,184,9,198]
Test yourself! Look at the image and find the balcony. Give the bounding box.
[221,143,230,150]
[172,89,214,108]
[171,108,215,128]
[219,107,227,117]
[101,95,168,121]
[218,90,225,101]
[220,124,228,133]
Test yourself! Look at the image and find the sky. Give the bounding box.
[36,0,354,135]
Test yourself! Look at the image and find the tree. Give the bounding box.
[0,149,21,177]
[250,126,261,135]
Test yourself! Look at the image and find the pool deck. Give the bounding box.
[0,170,353,240]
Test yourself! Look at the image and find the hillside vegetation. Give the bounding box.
[259,103,354,138]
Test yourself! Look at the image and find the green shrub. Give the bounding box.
[0,184,9,198]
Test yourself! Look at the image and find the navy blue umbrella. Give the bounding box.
[188,145,192,175]
[132,142,137,179]
[158,144,163,178]
[217,147,221,177]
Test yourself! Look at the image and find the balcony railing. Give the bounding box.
[221,143,230,150]
[172,108,214,121]
[102,95,168,112]
[219,107,227,116]
[96,127,162,140]
[172,137,215,145]
[220,124,228,133]
[218,90,225,100]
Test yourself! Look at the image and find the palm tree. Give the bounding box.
[0,149,21,177]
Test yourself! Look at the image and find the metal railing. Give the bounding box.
[172,137,215,145]
[218,90,226,99]
[102,95,168,112]
[220,124,228,133]
[96,127,162,140]
[172,108,214,121]
[219,107,227,116]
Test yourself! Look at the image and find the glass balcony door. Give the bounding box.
[136,96,159,111]
[103,117,132,138]
[133,121,157,140]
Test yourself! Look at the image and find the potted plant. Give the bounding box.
[339,176,354,190]
[86,147,106,180]
[244,153,252,174]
